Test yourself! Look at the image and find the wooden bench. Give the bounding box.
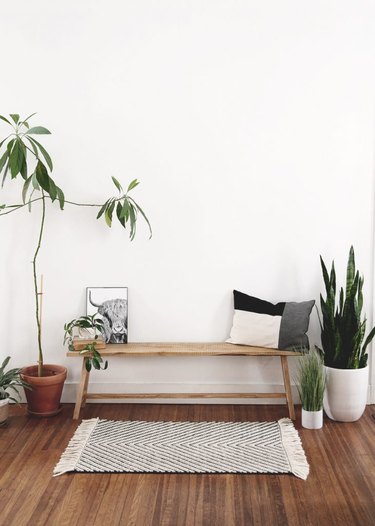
[67,342,303,420]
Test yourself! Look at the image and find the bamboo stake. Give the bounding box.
[38,274,44,345]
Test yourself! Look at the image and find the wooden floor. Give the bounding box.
[1,403,375,526]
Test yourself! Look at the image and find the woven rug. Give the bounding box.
[53,418,309,480]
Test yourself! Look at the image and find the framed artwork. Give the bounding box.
[86,287,128,344]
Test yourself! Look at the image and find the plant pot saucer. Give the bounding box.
[27,404,63,418]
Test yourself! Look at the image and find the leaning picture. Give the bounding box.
[86,287,128,344]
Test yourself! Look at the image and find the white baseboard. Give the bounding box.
[61,381,301,404]
[368,384,375,404]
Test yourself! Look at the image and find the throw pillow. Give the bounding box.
[227,290,315,350]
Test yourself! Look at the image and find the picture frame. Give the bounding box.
[86,287,128,344]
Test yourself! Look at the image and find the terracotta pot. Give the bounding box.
[0,398,9,425]
[21,364,67,417]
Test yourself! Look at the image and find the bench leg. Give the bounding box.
[280,356,295,420]
[81,362,91,409]
[73,358,90,420]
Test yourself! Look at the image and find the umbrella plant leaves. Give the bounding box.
[35,161,50,191]
[28,136,53,171]
[112,176,122,193]
[25,126,51,135]
[9,139,25,178]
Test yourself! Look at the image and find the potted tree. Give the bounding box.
[0,356,31,426]
[296,349,325,429]
[0,113,151,416]
[317,246,375,421]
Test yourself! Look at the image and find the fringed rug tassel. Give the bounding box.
[278,417,309,480]
[53,418,99,477]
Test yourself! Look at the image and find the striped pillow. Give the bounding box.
[227,290,314,350]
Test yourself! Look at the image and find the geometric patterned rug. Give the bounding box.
[53,418,309,480]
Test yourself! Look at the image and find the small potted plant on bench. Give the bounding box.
[64,314,108,372]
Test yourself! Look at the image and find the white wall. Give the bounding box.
[1,1,375,402]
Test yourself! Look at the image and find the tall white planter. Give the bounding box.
[323,365,369,422]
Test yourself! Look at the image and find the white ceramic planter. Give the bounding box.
[301,408,323,429]
[0,398,9,425]
[323,365,369,422]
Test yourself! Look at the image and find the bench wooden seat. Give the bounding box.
[67,342,303,420]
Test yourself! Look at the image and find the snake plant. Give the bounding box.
[317,246,375,369]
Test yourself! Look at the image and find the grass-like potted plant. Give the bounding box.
[296,349,325,429]
[0,356,31,426]
[317,246,375,421]
[0,113,151,416]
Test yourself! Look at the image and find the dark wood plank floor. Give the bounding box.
[1,403,374,526]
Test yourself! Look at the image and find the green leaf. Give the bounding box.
[25,126,51,135]
[85,360,92,372]
[56,187,65,210]
[19,142,27,180]
[96,199,110,220]
[25,136,38,157]
[134,201,152,239]
[345,246,355,298]
[120,199,130,219]
[92,358,101,370]
[0,135,11,149]
[9,114,20,124]
[35,161,50,191]
[28,136,53,171]
[22,176,33,204]
[0,150,8,174]
[112,176,123,193]
[320,256,331,293]
[1,160,9,187]
[104,200,115,227]
[9,139,25,178]
[20,155,27,180]
[362,325,375,356]
[127,179,139,192]
[1,356,11,369]
[116,202,126,228]
[0,115,12,126]
[48,177,57,201]
[6,138,15,154]
[31,171,40,190]
[129,203,137,240]
[22,112,37,123]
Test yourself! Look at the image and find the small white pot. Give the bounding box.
[323,365,369,422]
[301,408,323,429]
[0,398,9,425]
